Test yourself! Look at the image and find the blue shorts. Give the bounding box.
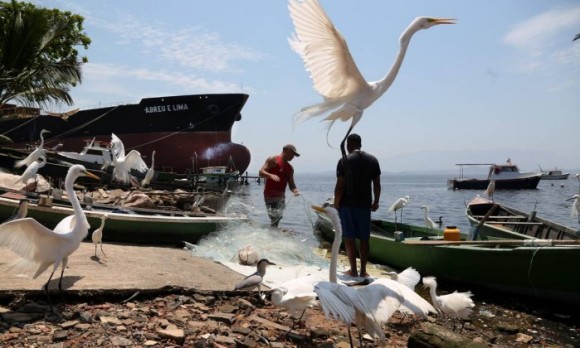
[338,207,371,240]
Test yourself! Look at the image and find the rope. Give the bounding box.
[526,247,541,297]
[1,115,39,136]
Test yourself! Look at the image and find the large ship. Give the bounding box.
[0,94,251,174]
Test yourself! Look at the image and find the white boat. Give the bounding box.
[54,138,114,169]
[448,160,542,190]
[198,165,240,184]
[538,166,570,180]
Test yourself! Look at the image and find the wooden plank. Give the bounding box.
[485,221,541,226]
[403,239,580,246]
[98,188,108,198]
[472,215,526,219]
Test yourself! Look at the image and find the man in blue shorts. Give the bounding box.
[334,133,381,278]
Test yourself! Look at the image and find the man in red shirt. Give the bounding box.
[259,144,300,227]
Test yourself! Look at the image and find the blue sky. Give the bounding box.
[31,0,580,174]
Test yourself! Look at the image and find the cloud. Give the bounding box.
[93,15,264,73]
[504,6,580,49]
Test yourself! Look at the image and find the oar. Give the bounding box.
[468,203,498,240]
[404,239,580,246]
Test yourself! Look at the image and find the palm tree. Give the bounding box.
[0,0,90,110]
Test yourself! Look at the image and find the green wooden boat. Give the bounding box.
[0,192,247,245]
[466,195,580,241]
[314,208,580,306]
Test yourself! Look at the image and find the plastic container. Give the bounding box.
[443,226,461,241]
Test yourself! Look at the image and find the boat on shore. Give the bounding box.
[313,204,580,306]
[538,166,570,180]
[447,161,542,190]
[0,93,251,174]
[0,190,247,245]
[466,195,579,241]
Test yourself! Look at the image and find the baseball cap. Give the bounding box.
[283,144,300,157]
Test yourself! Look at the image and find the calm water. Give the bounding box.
[225,173,580,245]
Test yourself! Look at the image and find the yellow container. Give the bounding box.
[443,226,461,241]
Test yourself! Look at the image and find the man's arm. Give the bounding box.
[259,156,279,182]
[287,170,299,195]
[371,176,381,212]
[334,175,345,209]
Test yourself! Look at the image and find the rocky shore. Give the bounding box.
[1,285,578,347]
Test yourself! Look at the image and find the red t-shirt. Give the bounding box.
[264,155,293,199]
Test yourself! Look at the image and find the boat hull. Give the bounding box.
[315,212,580,306]
[0,94,251,174]
[0,194,245,245]
[448,175,541,190]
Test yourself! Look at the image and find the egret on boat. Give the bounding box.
[288,0,455,152]
[141,150,155,187]
[14,129,50,168]
[91,215,108,257]
[110,133,148,184]
[420,206,438,230]
[389,195,410,223]
[422,276,475,332]
[567,194,580,223]
[234,258,276,298]
[14,156,47,190]
[0,165,99,311]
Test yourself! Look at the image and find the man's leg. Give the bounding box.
[359,239,369,277]
[344,237,358,276]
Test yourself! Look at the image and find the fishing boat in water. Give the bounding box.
[538,166,570,180]
[0,94,251,174]
[447,161,542,190]
[0,190,247,245]
[313,201,580,306]
[466,195,579,241]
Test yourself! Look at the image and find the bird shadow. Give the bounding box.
[90,255,107,264]
[47,275,84,290]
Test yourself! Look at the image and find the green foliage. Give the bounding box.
[0,0,91,109]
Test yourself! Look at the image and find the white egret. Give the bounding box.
[234,258,276,298]
[0,165,99,310]
[91,215,108,257]
[384,267,421,291]
[270,276,319,330]
[288,0,455,150]
[110,133,148,184]
[14,156,47,190]
[14,129,50,168]
[141,150,155,187]
[313,205,432,344]
[422,276,475,332]
[420,206,437,230]
[389,195,410,223]
[567,194,580,223]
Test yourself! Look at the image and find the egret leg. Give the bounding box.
[100,242,106,257]
[43,270,56,312]
[347,325,354,348]
[58,257,68,305]
[94,244,97,257]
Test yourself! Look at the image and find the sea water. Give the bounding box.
[189,173,579,268]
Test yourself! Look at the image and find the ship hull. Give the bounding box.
[0,94,251,174]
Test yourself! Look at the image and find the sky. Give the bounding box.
[29,0,580,175]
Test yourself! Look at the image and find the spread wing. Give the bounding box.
[288,0,368,99]
[125,150,148,173]
[111,133,125,159]
[0,218,66,262]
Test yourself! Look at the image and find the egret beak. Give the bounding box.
[267,260,276,266]
[311,205,326,213]
[85,171,100,180]
[566,197,576,201]
[431,18,457,25]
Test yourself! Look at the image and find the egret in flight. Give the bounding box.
[14,129,50,168]
[0,165,99,311]
[288,0,455,152]
[110,133,148,184]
